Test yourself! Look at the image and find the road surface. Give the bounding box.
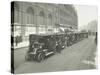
[14,36,97,74]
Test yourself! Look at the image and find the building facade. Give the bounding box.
[11,1,78,41]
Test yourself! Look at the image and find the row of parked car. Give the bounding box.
[25,32,88,62]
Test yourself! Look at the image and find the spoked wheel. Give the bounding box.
[36,53,45,62]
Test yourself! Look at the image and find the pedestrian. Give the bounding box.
[15,35,19,46]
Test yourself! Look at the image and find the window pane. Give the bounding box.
[25,27,36,36]
[14,26,21,37]
[38,26,46,34]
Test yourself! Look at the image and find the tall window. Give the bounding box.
[48,13,52,26]
[39,10,45,25]
[14,3,19,24]
[25,7,36,36]
[39,11,45,17]
[13,3,21,33]
[27,7,34,24]
[38,10,46,34]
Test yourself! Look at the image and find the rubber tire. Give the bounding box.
[36,53,45,62]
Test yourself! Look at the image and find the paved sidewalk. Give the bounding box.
[14,41,29,49]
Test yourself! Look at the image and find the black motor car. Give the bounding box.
[25,34,66,62]
[25,32,88,62]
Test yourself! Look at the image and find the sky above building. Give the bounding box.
[74,5,98,30]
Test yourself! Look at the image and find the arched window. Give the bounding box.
[39,11,45,17]
[38,10,46,34]
[39,10,45,25]
[26,7,36,36]
[48,13,52,19]
[27,7,34,24]
[48,13,52,26]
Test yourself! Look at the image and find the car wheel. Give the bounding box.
[36,53,45,62]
